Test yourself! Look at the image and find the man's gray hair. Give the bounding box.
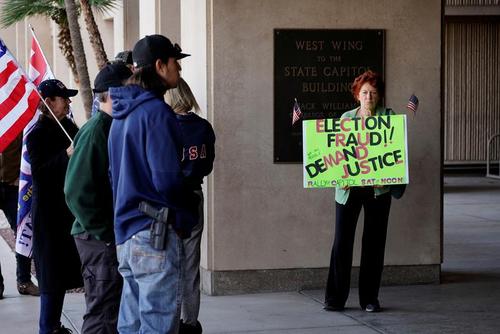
[95,91,109,103]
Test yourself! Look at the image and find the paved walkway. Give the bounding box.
[1,176,499,333]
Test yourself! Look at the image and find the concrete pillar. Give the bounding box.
[139,0,157,37]
[113,0,140,52]
[14,21,27,68]
[180,0,209,270]
[138,0,180,41]
[160,0,181,43]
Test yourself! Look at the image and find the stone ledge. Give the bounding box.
[201,264,440,296]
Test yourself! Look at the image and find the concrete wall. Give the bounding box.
[181,0,443,294]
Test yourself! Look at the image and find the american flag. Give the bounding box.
[292,99,303,125]
[16,29,56,258]
[407,94,419,113]
[0,38,40,153]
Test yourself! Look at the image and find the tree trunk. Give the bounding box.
[64,0,93,120]
[79,0,108,70]
[53,15,79,82]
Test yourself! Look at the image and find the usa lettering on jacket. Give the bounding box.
[183,144,207,161]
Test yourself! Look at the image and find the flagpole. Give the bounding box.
[2,37,74,143]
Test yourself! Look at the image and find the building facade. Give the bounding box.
[4,0,497,295]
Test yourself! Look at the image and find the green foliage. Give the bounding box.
[0,0,56,27]
[87,0,117,15]
[0,0,117,28]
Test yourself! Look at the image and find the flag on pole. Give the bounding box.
[16,28,56,257]
[407,94,419,113]
[0,39,40,153]
[292,98,302,125]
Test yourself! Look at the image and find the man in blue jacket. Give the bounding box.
[108,35,200,334]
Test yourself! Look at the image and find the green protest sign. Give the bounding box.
[303,115,409,188]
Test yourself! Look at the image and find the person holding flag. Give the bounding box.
[16,26,61,262]
[27,79,82,334]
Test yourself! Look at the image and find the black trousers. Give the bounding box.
[325,187,391,308]
[0,182,32,283]
[74,234,122,334]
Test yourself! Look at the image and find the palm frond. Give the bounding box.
[89,0,118,15]
[0,0,56,28]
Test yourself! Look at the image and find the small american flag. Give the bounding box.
[292,99,302,125]
[407,94,419,113]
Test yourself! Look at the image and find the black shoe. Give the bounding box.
[179,320,203,334]
[0,283,4,299]
[17,281,40,296]
[323,303,345,312]
[52,325,73,333]
[365,303,381,313]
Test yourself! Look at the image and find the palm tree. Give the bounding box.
[64,0,93,119]
[79,0,116,70]
[0,0,116,81]
[0,0,79,80]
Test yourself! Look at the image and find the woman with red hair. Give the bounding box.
[324,70,394,313]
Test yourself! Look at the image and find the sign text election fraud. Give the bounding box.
[302,115,408,188]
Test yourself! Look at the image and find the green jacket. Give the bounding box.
[335,106,395,205]
[65,111,115,242]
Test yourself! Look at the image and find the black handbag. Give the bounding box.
[385,108,406,200]
[390,184,406,199]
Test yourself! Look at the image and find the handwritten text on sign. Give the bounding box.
[303,115,409,188]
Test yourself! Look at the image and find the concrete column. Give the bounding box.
[139,0,157,37]
[113,0,140,51]
[137,0,180,41]
[2,23,18,62]
[14,22,27,67]
[159,0,181,43]
[180,0,209,269]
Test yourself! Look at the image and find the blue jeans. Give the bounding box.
[39,292,65,334]
[181,190,204,325]
[117,226,183,334]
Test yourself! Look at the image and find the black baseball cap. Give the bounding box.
[132,35,190,68]
[38,79,78,99]
[114,50,133,65]
[93,63,133,93]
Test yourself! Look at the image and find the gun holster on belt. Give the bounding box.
[138,201,170,250]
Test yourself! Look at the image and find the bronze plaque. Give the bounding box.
[274,29,385,163]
